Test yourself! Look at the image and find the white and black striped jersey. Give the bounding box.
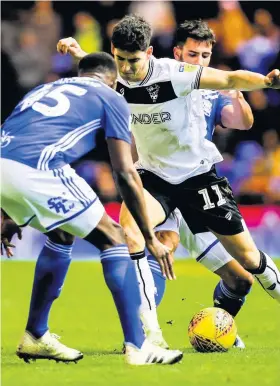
[117,57,223,184]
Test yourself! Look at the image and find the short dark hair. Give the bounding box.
[112,15,152,52]
[78,52,117,75]
[175,19,216,47]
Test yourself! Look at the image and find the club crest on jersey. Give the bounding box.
[48,196,75,214]
[179,63,197,73]
[146,84,160,103]
[1,130,15,148]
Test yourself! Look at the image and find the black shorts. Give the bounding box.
[137,167,244,236]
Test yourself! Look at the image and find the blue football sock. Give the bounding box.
[147,255,166,307]
[213,280,248,317]
[101,245,145,349]
[26,238,73,338]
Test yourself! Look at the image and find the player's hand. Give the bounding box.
[146,236,176,280]
[1,218,22,258]
[265,69,280,89]
[57,37,87,60]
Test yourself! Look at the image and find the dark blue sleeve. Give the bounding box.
[215,94,232,126]
[103,92,132,144]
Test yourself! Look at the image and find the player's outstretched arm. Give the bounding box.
[107,138,175,280]
[57,37,87,60]
[200,67,280,91]
[220,91,254,130]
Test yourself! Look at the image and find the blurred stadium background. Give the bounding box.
[1,0,280,258]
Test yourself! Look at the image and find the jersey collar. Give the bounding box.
[118,57,154,87]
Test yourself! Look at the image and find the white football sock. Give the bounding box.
[134,257,161,331]
[254,252,280,303]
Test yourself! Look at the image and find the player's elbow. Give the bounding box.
[235,119,254,131]
[239,114,254,131]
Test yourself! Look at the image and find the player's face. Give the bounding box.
[173,38,212,67]
[111,46,153,82]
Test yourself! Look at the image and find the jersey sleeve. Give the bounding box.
[215,94,233,126]
[103,91,132,144]
[169,60,203,97]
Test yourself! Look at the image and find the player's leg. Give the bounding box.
[178,168,280,304]
[179,217,253,349]
[1,160,84,362]
[3,160,182,365]
[150,209,182,307]
[84,211,183,364]
[193,230,254,318]
[156,215,253,319]
[25,229,75,339]
[212,227,280,303]
[17,229,84,363]
[119,188,169,347]
[152,230,178,306]
[85,212,146,350]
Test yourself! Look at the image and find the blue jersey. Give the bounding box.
[1,77,131,171]
[200,90,232,140]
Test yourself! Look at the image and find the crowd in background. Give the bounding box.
[2,0,280,206]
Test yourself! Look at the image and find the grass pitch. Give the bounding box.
[1,259,280,386]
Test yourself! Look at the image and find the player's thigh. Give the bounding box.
[46,229,75,245]
[1,159,42,228]
[177,169,260,268]
[212,228,260,270]
[214,260,254,293]
[120,188,166,229]
[1,159,104,238]
[178,171,244,236]
[119,188,166,250]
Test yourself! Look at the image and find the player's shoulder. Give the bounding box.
[59,76,127,104]
[150,57,200,85]
[154,57,198,73]
[152,56,179,75]
[53,76,113,95]
[144,56,180,85]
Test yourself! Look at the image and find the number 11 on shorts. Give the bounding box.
[198,184,226,210]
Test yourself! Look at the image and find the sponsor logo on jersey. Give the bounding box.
[1,130,15,148]
[48,196,75,214]
[131,112,171,125]
[146,84,160,103]
[179,63,198,73]
[119,88,125,96]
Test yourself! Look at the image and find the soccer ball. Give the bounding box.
[188,307,237,353]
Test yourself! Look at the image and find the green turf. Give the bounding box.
[1,259,280,386]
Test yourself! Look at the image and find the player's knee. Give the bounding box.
[226,274,254,295]
[155,231,179,253]
[241,249,260,271]
[46,230,75,245]
[235,276,253,295]
[85,214,127,250]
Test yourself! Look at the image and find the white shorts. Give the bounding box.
[154,208,233,272]
[1,159,104,238]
